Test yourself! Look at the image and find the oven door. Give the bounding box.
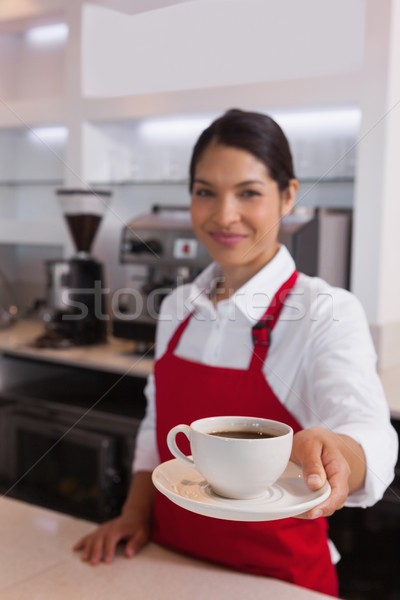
[4,408,120,522]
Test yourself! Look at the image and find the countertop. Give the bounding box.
[0,319,399,419]
[0,320,153,378]
[0,496,338,599]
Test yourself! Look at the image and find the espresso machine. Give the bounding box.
[112,205,211,352]
[36,189,111,348]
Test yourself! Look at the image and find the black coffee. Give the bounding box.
[210,430,278,439]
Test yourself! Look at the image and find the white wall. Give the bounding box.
[351,0,400,368]
[82,0,365,97]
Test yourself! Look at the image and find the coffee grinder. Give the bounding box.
[36,189,111,348]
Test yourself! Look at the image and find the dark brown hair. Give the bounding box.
[189,108,295,192]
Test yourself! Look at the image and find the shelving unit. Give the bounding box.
[0,7,70,312]
[0,0,359,311]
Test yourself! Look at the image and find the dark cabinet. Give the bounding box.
[0,354,146,522]
[329,419,400,600]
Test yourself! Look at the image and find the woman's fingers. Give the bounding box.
[292,428,351,519]
[73,515,150,565]
[124,527,149,558]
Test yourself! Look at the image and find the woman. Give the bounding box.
[74,109,397,596]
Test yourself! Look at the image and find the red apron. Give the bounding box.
[152,271,338,597]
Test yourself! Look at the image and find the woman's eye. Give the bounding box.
[241,189,261,198]
[195,188,213,197]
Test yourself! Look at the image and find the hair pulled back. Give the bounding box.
[189,108,295,192]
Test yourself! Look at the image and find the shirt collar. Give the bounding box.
[185,262,221,316]
[187,245,297,323]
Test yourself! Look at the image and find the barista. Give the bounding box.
[74,109,398,596]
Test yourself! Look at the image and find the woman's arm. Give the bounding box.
[73,290,189,565]
[283,282,398,509]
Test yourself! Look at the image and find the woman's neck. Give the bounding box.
[212,247,280,303]
[212,265,260,303]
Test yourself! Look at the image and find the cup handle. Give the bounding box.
[167,424,195,467]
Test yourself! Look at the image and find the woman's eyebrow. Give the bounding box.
[193,178,213,186]
[235,179,265,187]
[193,178,265,187]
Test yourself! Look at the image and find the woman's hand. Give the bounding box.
[73,471,155,565]
[291,427,366,519]
[73,510,150,565]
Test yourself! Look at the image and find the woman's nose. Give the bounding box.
[213,196,240,228]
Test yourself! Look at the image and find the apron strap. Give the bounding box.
[166,312,193,353]
[166,270,298,365]
[249,270,298,371]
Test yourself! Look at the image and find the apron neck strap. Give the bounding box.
[249,270,298,371]
[165,270,298,364]
[166,312,193,353]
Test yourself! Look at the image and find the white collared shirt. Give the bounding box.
[133,245,398,507]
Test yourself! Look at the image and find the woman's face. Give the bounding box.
[190,143,297,276]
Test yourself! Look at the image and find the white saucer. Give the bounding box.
[152,459,331,522]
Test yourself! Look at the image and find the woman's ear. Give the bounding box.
[280,179,298,217]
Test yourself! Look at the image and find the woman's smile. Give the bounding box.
[208,231,248,246]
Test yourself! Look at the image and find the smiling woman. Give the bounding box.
[190,143,297,296]
[74,109,398,599]
[189,110,299,296]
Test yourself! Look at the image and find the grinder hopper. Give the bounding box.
[56,188,111,256]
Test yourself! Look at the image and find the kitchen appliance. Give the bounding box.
[0,269,18,329]
[279,208,352,289]
[279,211,319,277]
[0,354,146,522]
[112,205,352,351]
[36,189,111,348]
[112,205,211,352]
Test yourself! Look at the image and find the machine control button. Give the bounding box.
[173,238,198,259]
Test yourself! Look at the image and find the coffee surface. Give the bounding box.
[210,430,277,439]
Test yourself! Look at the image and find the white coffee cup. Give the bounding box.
[167,416,293,500]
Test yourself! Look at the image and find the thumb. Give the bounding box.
[124,529,148,558]
[305,471,326,490]
[291,431,327,491]
[302,459,327,490]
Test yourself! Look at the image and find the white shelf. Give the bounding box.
[0,219,67,246]
[0,180,63,187]
[0,97,66,129]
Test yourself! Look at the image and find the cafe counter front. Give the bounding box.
[0,496,338,600]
